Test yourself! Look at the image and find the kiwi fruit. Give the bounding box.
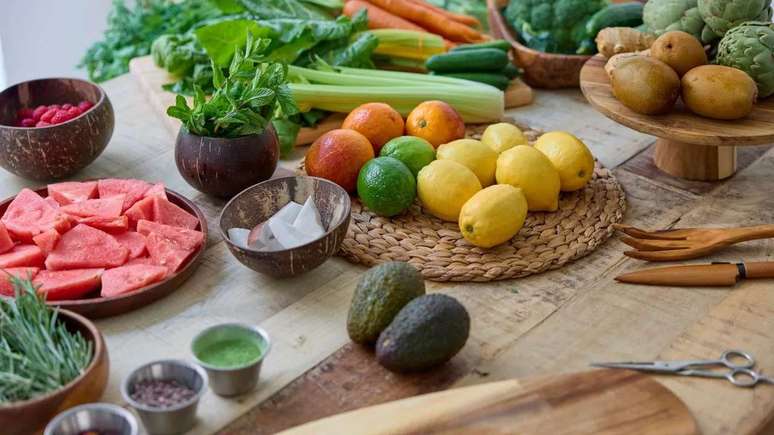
[651,31,707,77]
[682,65,757,120]
[611,56,681,115]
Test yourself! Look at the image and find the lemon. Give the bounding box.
[417,160,482,222]
[534,131,594,192]
[459,185,528,248]
[436,139,498,187]
[481,123,528,154]
[496,145,560,212]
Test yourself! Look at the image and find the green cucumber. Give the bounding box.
[425,49,509,73]
[585,2,644,38]
[502,63,520,79]
[436,72,510,90]
[450,40,511,53]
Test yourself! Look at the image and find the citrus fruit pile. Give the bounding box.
[304,100,596,249]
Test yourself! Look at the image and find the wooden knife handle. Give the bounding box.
[743,262,774,279]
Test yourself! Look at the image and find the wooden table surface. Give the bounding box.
[5,74,774,435]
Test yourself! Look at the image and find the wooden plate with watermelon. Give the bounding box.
[0,179,207,318]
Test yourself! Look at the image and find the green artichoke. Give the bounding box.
[698,0,772,41]
[717,21,774,98]
[643,0,707,40]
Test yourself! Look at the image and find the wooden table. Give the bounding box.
[5,74,774,435]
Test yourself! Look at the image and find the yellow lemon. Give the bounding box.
[534,131,594,192]
[481,123,528,154]
[417,160,482,222]
[436,139,498,187]
[496,145,560,212]
[459,185,528,248]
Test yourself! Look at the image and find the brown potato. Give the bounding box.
[651,31,707,77]
[611,56,681,115]
[682,65,758,120]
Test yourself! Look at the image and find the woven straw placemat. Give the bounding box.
[304,122,626,282]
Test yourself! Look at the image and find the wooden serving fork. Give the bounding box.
[614,224,774,261]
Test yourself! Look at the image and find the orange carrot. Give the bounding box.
[405,0,481,28]
[344,0,426,32]
[363,0,485,43]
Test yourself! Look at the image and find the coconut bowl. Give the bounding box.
[0,78,114,180]
[0,309,109,435]
[219,176,351,278]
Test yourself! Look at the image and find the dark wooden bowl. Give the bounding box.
[0,185,208,318]
[0,309,109,435]
[487,0,592,88]
[219,176,351,278]
[0,78,114,180]
[175,126,280,199]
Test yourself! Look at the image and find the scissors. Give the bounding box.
[591,350,774,388]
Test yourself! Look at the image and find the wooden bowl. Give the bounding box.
[0,185,208,318]
[0,78,114,180]
[486,0,591,88]
[0,309,109,435]
[219,176,351,278]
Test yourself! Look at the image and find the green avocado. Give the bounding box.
[375,294,470,373]
[347,262,425,344]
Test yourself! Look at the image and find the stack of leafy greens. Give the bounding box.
[0,278,93,404]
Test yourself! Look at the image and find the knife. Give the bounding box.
[615,261,774,287]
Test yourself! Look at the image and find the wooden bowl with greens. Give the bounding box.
[0,283,109,435]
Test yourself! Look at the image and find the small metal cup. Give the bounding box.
[121,359,208,435]
[191,323,271,397]
[44,403,139,435]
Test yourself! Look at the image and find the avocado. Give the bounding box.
[347,262,425,344]
[375,294,470,373]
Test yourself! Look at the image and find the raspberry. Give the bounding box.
[78,101,94,111]
[67,106,83,118]
[62,104,73,110]
[32,105,48,121]
[35,121,51,127]
[48,104,61,110]
[20,118,36,127]
[40,108,58,123]
[50,110,75,125]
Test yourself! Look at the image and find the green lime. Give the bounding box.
[380,136,436,177]
[357,157,417,217]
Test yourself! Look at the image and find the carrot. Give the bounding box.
[405,0,481,28]
[363,0,485,43]
[344,0,426,32]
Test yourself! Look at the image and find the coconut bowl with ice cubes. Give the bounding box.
[219,176,351,278]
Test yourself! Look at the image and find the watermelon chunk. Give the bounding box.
[79,215,129,234]
[146,233,197,273]
[0,267,40,296]
[32,229,61,255]
[145,183,168,200]
[61,195,125,218]
[48,181,98,205]
[0,245,45,268]
[136,220,204,250]
[152,197,199,230]
[98,179,151,210]
[45,225,129,270]
[34,268,104,301]
[113,231,147,259]
[1,189,71,241]
[101,264,168,297]
[125,256,156,267]
[0,222,14,254]
[124,196,154,228]
[45,197,61,209]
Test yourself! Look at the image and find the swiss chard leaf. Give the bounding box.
[194,19,271,67]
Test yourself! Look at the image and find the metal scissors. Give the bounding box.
[591,350,774,388]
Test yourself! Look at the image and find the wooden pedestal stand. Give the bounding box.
[580,55,774,181]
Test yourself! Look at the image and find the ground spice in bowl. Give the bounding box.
[129,379,196,409]
[196,338,265,369]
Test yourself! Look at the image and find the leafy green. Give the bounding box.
[427,0,488,31]
[194,19,271,67]
[237,0,333,20]
[152,33,208,76]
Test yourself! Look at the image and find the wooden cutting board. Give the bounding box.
[277,369,699,435]
[127,56,533,146]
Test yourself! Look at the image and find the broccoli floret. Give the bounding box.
[505,0,607,54]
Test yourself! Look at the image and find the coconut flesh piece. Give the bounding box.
[228,197,326,251]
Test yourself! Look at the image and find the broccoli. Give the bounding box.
[504,0,608,54]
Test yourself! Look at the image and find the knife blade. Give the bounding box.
[613,262,774,287]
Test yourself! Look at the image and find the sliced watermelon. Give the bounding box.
[145,183,168,200]
[98,179,151,211]
[32,229,60,255]
[136,220,204,250]
[152,197,199,230]
[146,233,197,273]
[45,224,129,270]
[61,195,125,218]
[34,268,104,301]
[101,264,168,297]
[48,181,98,205]
[0,222,14,254]
[79,215,129,234]
[124,196,154,228]
[113,231,147,259]
[125,256,156,266]
[0,267,40,296]
[0,245,45,268]
[45,197,61,209]
[1,189,71,241]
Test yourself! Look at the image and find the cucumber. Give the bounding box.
[502,63,520,80]
[585,2,644,38]
[436,72,510,90]
[425,49,509,73]
[450,40,511,53]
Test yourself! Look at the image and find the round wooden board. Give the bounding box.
[580,55,774,147]
[0,186,207,319]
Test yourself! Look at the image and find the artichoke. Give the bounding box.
[698,0,772,40]
[717,21,774,98]
[643,0,707,40]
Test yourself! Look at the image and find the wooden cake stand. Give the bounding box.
[580,55,774,181]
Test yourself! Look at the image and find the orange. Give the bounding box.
[305,129,375,192]
[342,103,405,153]
[405,101,465,148]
